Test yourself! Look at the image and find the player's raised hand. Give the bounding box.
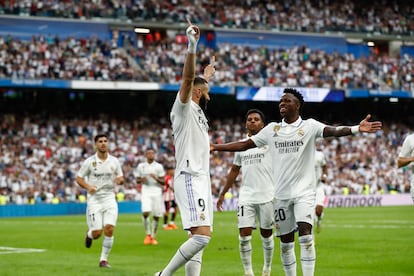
[186,16,200,53]
[203,56,216,82]
[359,114,383,133]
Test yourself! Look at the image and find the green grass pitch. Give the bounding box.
[1,205,413,275]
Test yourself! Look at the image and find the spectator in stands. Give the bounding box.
[2,0,414,35]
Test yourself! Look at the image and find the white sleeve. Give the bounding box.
[251,123,273,148]
[399,135,414,158]
[77,159,90,178]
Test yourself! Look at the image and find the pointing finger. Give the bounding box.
[186,16,192,26]
[210,56,215,66]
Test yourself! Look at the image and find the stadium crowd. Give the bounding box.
[0,1,413,205]
[1,0,413,35]
[0,34,152,82]
[1,34,413,91]
[0,113,411,205]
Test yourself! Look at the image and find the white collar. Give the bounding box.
[281,116,302,127]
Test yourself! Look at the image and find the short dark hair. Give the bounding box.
[246,109,266,124]
[283,88,304,109]
[94,134,108,143]
[194,76,208,86]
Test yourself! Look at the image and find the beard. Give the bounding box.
[199,95,208,113]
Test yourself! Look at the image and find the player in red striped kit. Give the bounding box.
[163,167,179,230]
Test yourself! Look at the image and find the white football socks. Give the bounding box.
[185,248,204,276]
[160,234,210,276]
[280,241,296,276]
[239,235,254,275]
[100,236,113,261]
[299,235,315,276]
[143,216,150,235]
[152,219,159,238]
[261,235,274,274]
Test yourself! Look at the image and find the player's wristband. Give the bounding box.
[351,125,360,134]
[188,43,197,53]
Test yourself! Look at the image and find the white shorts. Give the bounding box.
[273,192,315,237]
[141,192,164,217]
[315,184,326,207]
[86,197,118,231]
[237,201,274,230]
[174,172,213,231]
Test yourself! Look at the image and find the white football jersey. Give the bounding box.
[399,133,414,185]
[234,139,274,204]
[170,93,210,176]
[77,153,123,203]
[135,161,165,195]
[314,150,326,187]
[251,117,325,200]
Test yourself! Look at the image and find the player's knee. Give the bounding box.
[297,222,312,236]
[260,228,273,238]
[299,234,313,244]
[192,234,211,247]
[92,229,103,239]
[239,235,252,245]
[261,234,274,248]
[104,225,114,236]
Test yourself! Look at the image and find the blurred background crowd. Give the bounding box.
[1,0,413,35]
[1,32,413,90]
[0,0,413,204]
[0,113,411,204]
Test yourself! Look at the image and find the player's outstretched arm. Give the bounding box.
[398,156,414,168]
[211,139,256,152]
[323,114,382,137]
[358,114,383,133]
[179,18,200,104]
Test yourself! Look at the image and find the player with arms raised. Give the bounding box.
[155,17,215,276]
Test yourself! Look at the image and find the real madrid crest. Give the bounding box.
[200,212,205,221]
[298,128,304,137]
[273,125,281,137]
[92,162,97,167]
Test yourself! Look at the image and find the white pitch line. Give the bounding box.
[0,246,46,255]
[324,224,414,229]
